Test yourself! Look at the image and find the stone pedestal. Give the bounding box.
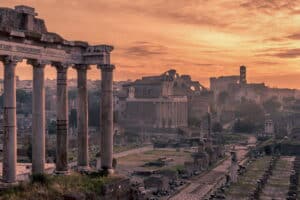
[29,60,46,174]
[98,64,115,174]
[1,56,21,183]
[75,65,90,169]
[55,63,69,173]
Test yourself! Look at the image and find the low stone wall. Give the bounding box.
[100,177,131,200]
[202,174,227,199]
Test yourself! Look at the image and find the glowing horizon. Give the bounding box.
[1,0,300,89]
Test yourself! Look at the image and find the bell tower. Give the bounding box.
[240,65,247,85]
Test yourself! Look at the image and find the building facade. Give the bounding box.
[118,69,212,136]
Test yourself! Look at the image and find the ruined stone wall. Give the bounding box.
[134,83,163,98]
[100,178,131,200]
[0,7,47,34]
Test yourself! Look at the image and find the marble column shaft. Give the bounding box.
[99,64,115,172]
[2,56,20,183]
[75,65,89,168]
[55,63,69,173]
[30,60,46,174]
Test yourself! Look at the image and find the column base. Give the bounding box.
[0,180,18,186]
[54,170,70,175]
[99,168,115,176]
[77,166,91,173]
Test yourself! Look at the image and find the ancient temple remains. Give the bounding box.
[0,5,115,182]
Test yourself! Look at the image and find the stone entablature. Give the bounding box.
[126,96,188,103]
[0,5,112,66]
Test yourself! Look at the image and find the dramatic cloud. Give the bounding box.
[272,49,300,58]
[0,0,299,88]
[258,48,300,59]
[124,42,168,57]
[287,33,300,40]
[240,0,300,15]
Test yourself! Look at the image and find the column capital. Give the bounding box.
[52,62,70,71]
[27,59,49,68]
[0,55,22,65]
[97,64,115,71]
[73,64,91,71]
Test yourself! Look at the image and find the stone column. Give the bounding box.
[178,103,181,126]
[180,102,184,126]
[183,102,187,126]
[98,64,115,174]
[155,102,159,128]
[171,102,175,128]
[74,65,90,169]
[1,56,21,183]
[158,102,162,128]
[28,60,46,174]
[174,102,178,128]
[54,63,69,173]
[162,102,165,128]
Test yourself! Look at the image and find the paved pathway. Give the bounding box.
[169,157,231,200]
[170,135,256,200]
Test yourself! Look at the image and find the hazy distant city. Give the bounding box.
[0,2,299,200]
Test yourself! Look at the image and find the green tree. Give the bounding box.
[68,90,77,100]
[48,120,56,135]
[263,98,281,115]
[212,122,223,133]
[88,91,100,126]
[17,89,32,104]
[233,119,255,133]
[69,109,77,128]
[235,100,264,125]
[217,91,229,105]
[188,117,201,127]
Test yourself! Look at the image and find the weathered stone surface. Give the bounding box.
[75,65,90,168]
[55,63,69,173]
[0,6,47,35]
[99,64,115,173]
[29,59,46,174]
[1,56,21,183]
[0,6,113,65]
[0,5,115,183]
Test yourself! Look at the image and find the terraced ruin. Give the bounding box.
[222,156,297,200]
[225,156,272,200]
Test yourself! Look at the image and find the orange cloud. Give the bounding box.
[0,0,299,89]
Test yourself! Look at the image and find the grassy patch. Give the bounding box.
[0,173,119,200]
[226,156,271,198]
[222,133,248,144]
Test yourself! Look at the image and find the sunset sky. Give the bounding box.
[1,0,300,89]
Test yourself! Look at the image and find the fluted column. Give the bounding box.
[28,59,46,174]
[1,56,21,183]
[54,63,69,173]
[74,65,90,169]
[98,64,115,174]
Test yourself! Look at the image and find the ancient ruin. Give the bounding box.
[0,5,115,183]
